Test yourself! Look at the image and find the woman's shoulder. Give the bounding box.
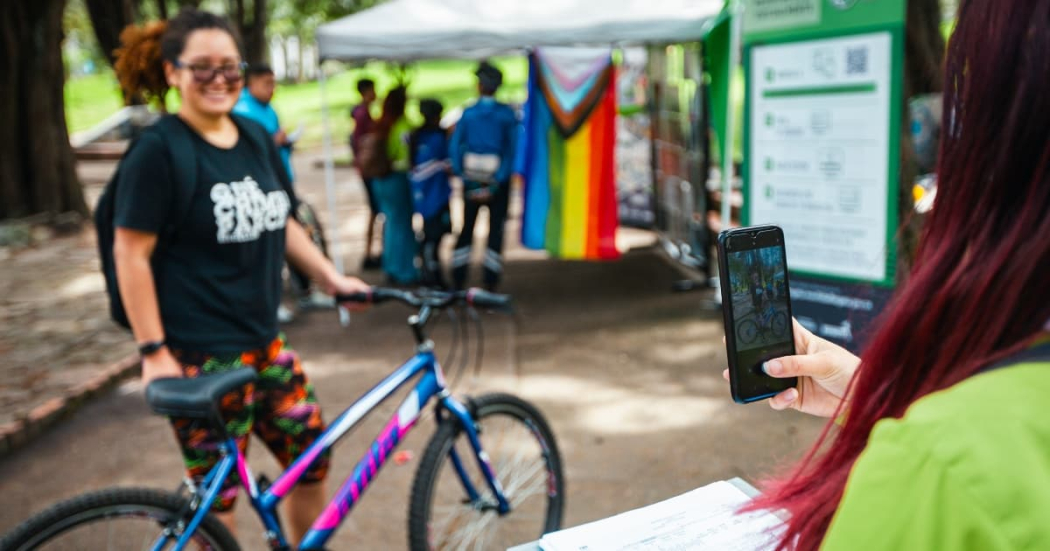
[869,362,1050,501]
[903,361,1050,426]
[882,362,1050,446]
[119,125,174,172]
[833,363,1050,549]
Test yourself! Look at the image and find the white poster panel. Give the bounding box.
[749,31,892,282]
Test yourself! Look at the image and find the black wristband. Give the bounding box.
[138,340,166,357]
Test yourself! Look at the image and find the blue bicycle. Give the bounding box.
[3,288,565,551]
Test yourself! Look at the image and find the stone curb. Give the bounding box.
[0,354,141,458]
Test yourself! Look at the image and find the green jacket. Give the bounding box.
[823,356,1050,550]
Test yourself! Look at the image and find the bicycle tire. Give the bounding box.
[1,487,239,551]
[407,393,565,551]
[737,319,759,345]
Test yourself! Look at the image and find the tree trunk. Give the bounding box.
[85,0,146,104]
[897,0,945,279]
[296,34,304,82]
[229,0,267,65]
[156,0,168,20]
[0,0,88,222]
[84,0,135,65]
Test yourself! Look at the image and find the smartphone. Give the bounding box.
[717,225,797,403]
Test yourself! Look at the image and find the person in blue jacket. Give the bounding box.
[449,61,518,291]
[410,99,452,289]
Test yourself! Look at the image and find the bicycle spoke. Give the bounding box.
[431,503,471,543]
[451,512,493,550]
[503,459,545,502]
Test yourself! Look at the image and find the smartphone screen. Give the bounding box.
[719,226,797,403]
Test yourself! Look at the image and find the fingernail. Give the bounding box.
[784,387,799,402]
[763,360,782,376]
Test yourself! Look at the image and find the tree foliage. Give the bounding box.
[288,0,381,22]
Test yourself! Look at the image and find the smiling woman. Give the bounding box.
[106,7,372,546]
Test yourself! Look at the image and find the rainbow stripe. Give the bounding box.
[521,52,619,260]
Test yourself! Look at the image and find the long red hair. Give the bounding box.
[752,1,1050,548]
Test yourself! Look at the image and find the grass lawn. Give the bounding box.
[64,57,527,150]
[65,72,125,134]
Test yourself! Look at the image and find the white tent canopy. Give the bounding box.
[316,0,725,61]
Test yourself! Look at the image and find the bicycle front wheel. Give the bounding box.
[408,393,565,551]
[1,487,239,551]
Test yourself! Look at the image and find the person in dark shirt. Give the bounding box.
[350,78,382,269]
[409,99,452,288]
[110,9,369,546]
[748,268,765,314]
[449,61,518,291]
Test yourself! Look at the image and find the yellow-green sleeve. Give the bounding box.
[821,422,1011,551]
[387,118,412,171]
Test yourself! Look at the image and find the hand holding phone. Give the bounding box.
[717,225,797,403]
[725,319,860,416]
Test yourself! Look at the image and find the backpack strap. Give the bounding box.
[149,115,199,242]
[980,339,1050,374]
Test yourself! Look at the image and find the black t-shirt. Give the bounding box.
[114,118,298,354]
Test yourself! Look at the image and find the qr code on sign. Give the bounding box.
[846,46,868,75]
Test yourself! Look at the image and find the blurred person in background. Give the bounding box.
[449,61,517,292]
[350,78,383,270]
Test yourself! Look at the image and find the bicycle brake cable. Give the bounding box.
[457,305,471,389]
[444,307,466,390]
[467,306,485,381]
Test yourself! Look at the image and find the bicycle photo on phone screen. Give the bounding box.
[728,247,791,351]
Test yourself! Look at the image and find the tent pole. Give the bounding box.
[720,0,742,230]
[318,61,351,325]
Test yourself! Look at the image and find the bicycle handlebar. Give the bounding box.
[336,287,513,312]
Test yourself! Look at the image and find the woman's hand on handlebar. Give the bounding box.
[327,274,372,312]
[723,318,860,418]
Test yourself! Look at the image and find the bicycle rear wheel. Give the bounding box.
[1,487,238,551]
[737,319,759,345]
[408,393,564,551]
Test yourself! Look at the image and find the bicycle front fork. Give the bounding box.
[437,395,512,515]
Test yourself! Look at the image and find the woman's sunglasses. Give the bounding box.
[173,60,248,84]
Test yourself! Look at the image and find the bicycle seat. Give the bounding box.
[145,368,257,419]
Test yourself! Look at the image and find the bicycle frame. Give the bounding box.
[157,349,512,551]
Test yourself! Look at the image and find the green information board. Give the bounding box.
[742,0,904,287]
